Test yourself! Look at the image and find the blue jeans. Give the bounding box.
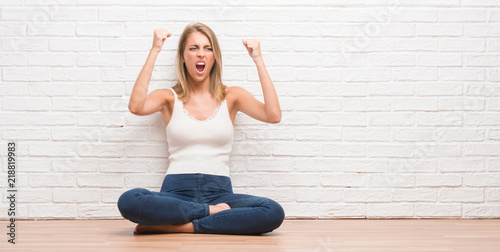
[117,173,285,235]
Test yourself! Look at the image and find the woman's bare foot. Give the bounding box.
[209,203,231,215]
[134,222,194,235]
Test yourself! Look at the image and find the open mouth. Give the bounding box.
[196,62,205,74]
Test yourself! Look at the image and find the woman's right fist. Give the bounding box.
[152,29,172,53]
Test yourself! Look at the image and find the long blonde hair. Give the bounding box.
[173,22,227,103]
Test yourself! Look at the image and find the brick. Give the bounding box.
[232,142,272,156]
[296,68,341,82]
[273,142,320,157]
[343,68,391,82]
[16,189,51,203]
[52,158,99,172]
[0,53,27,66]
[393,38,438,51]
[463,204,500,218]
[3,67,51,81]
[416,24,462,36]
[319,174,367,187]
[53,189,101,203]
[77,174,124,188]
[296,188,342,203]
[392,68,438,81]
[416,175,462,187]
[415,83,462,96]
[319,83,366,97]
[415,203,461,217]
[272,173,318,187]
[29,174,76,187]
[27,22,74,36]
[344,189,391,203]
[51,127,99,141]
[319,203,366,218]
[439,158,485,173]
[28,112,76,126]
[1,7,49,21]
[2,97,51,111]
[437,128,485,141]
[50,7,97,21]
[322,143,367,157]
[246,158,294,172]
[393,189,437,202]
[463,174,500,186]
[487,158,500,173]
[245,128,294,140]
[368,174,415,188]
[367,144,414,158]
[2,128,50,140]
[321,53,367,67]
[0,23,26,36]
[28,53,76,66]
[321,113,366,126]
[439,97,484,111]
[464,113,500,126]
[368,112,414,126]
[466,24,500,37]
[230,173,273,187]
[76,23,123,37]
[77,83,124,97]
[29,204,77,218]
[439,39,485,52]
[98,7,147,21]
[344,98,391,111]
[393,98,439,111]
[391,159,438,173]
[439,9,485,22]
[367,203,414,218]
[416,112,462,126]
[486,189,500,202]
[294,97,341,111]
[344,128,392,141]
[52,97,99,111]
[1,82,28,95]
[49,38,98,52]
[3,38,48,51]
[439,188,483,202]
[80,143,125,158]
[392,128,436,142]
[417,54,462,67]
[77,53,124,67]
[367,53,416,67]
[52,68,99,81]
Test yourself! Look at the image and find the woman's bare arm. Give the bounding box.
[236,39,281,123]
[128,29,172,115]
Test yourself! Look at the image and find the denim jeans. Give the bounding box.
[117,173,285,235]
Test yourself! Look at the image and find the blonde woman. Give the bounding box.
[117,22,284,235]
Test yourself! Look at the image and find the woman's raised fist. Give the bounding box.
[152,29,172,53]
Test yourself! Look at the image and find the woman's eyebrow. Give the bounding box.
[188,44,212,47]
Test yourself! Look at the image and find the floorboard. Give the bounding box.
[1,219,499,252]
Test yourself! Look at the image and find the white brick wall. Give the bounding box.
[1,0,500,220]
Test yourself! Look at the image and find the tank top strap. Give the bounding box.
[169,87,178,99]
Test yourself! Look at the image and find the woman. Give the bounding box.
[117,22,285,235]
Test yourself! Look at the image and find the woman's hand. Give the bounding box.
[242,39,262,63]
[152,29,172,53]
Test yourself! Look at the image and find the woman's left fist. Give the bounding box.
[242,39,262,62]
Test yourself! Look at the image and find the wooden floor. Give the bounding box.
[1,219,499,252]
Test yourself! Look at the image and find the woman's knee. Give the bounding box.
[117,188,144,218]
[264,198,285,230]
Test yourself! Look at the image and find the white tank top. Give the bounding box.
[165,87,234,177]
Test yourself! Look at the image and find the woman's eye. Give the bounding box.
[207,48,213,51]
[189,48,196,50]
